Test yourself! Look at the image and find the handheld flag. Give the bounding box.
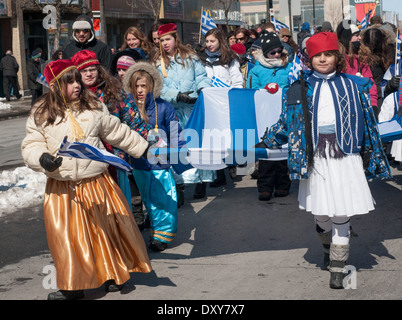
[288,54,303,84]
[36,73,49,88]
[211,76,230,88]
[57,137,133,172]
[270,17,289,31]
[201,10,217,35]
[360,8,373,29]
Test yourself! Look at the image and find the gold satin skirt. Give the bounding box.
[43,171,152,291]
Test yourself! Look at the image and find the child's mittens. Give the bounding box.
[39,153,63,172]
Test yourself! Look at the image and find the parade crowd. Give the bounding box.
[11,12,402,299]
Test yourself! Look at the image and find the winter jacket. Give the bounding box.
[123,61,186,171]
[63,17,112,70]
[246,54,292,90]
[263,72,391,180]
[21,102,148,181]
[198,50,243,88]
[0,54,19,77]
[155,54,211,105]
[345,54,378,107]
[26,59,42,90]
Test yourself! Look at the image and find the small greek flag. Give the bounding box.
[288,54,303,84]
[211,76,230,88]
[36,73,49,88]
[201,10,217,35]
[396,37,401,66]
[360,8,373,30]
[270,17,289,31]
[57,137,133,172]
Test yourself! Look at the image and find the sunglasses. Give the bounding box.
[268,49,283,55]
[236,37,246,42]
[75,29,90,34]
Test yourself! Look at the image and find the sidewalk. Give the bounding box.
[0,96,31,121]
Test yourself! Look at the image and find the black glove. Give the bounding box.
[385,75,401,96]
[254,141,267,148]
[40,153,63,172]
[177,91,197,104]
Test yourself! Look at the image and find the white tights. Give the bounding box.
[314,215,350,245]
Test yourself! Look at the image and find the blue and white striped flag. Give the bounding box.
[57,137,133,172]
[211,76,230,88]
[36,73,49,88]
[396,36,401,67]
[180,88,288,170]
[288,54,303,84]
[201,10,217,35]
[270,17,289,31]
[360,8,373,30]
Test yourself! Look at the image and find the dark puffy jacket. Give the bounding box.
[0,54,19,77]
[63,38,112,70]
[26,59,42,90]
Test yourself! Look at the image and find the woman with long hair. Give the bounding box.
[361,26,393,114]
[121,26,155,60]
[152,23,213,204]
[337,21,378,116]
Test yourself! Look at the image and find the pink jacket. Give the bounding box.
[345,55,378,107]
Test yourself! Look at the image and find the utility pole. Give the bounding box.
[288,0,293,31]
[99,0,107,43]
[266,0,271,22]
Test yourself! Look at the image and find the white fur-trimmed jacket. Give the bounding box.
[21,102,149,181]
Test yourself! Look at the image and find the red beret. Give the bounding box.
[158,23,177,37]
[44,59,77,84]
[306,32,339,58]
[71,49,100,71]
[231,43,246,55]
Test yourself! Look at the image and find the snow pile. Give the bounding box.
[0,167,47,217]
[0,100,12,110]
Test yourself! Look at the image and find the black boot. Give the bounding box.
[317,230,331,270]
[47,290,84,300]
[193,182,207,199]
[104,280,124,292]
[209,169,226,188]
[176,184,185,208]
[329,244,350,289]
[149,239,168,251]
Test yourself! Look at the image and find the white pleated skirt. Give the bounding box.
[298,149,375,217]
[391,140,402,162]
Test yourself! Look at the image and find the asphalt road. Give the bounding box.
[1,109,402,303]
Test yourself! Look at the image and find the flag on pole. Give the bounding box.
[57,137,133,172]
[288,54,303,84]
[211,76,230,88]
[360,8,373,29]
[270,17,289,31]
[201,10,217,35]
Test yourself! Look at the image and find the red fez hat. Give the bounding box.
[231,43,246,55]
[44,59,77,84]
[306,32,339,58]
[71,49,100,70]
[158,23,177,37]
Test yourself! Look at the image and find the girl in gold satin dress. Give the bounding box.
[21,59,152,300]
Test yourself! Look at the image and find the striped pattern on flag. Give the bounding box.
[36,73,49,88]
[57,137,133,172]
[288,55,303,84]
[201,10,217,35]
[211,76,230,88]
[270,17,289,31]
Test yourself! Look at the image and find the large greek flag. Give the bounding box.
[177,87,288,171]
[201,10,217,35]
[57,137,133,172]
